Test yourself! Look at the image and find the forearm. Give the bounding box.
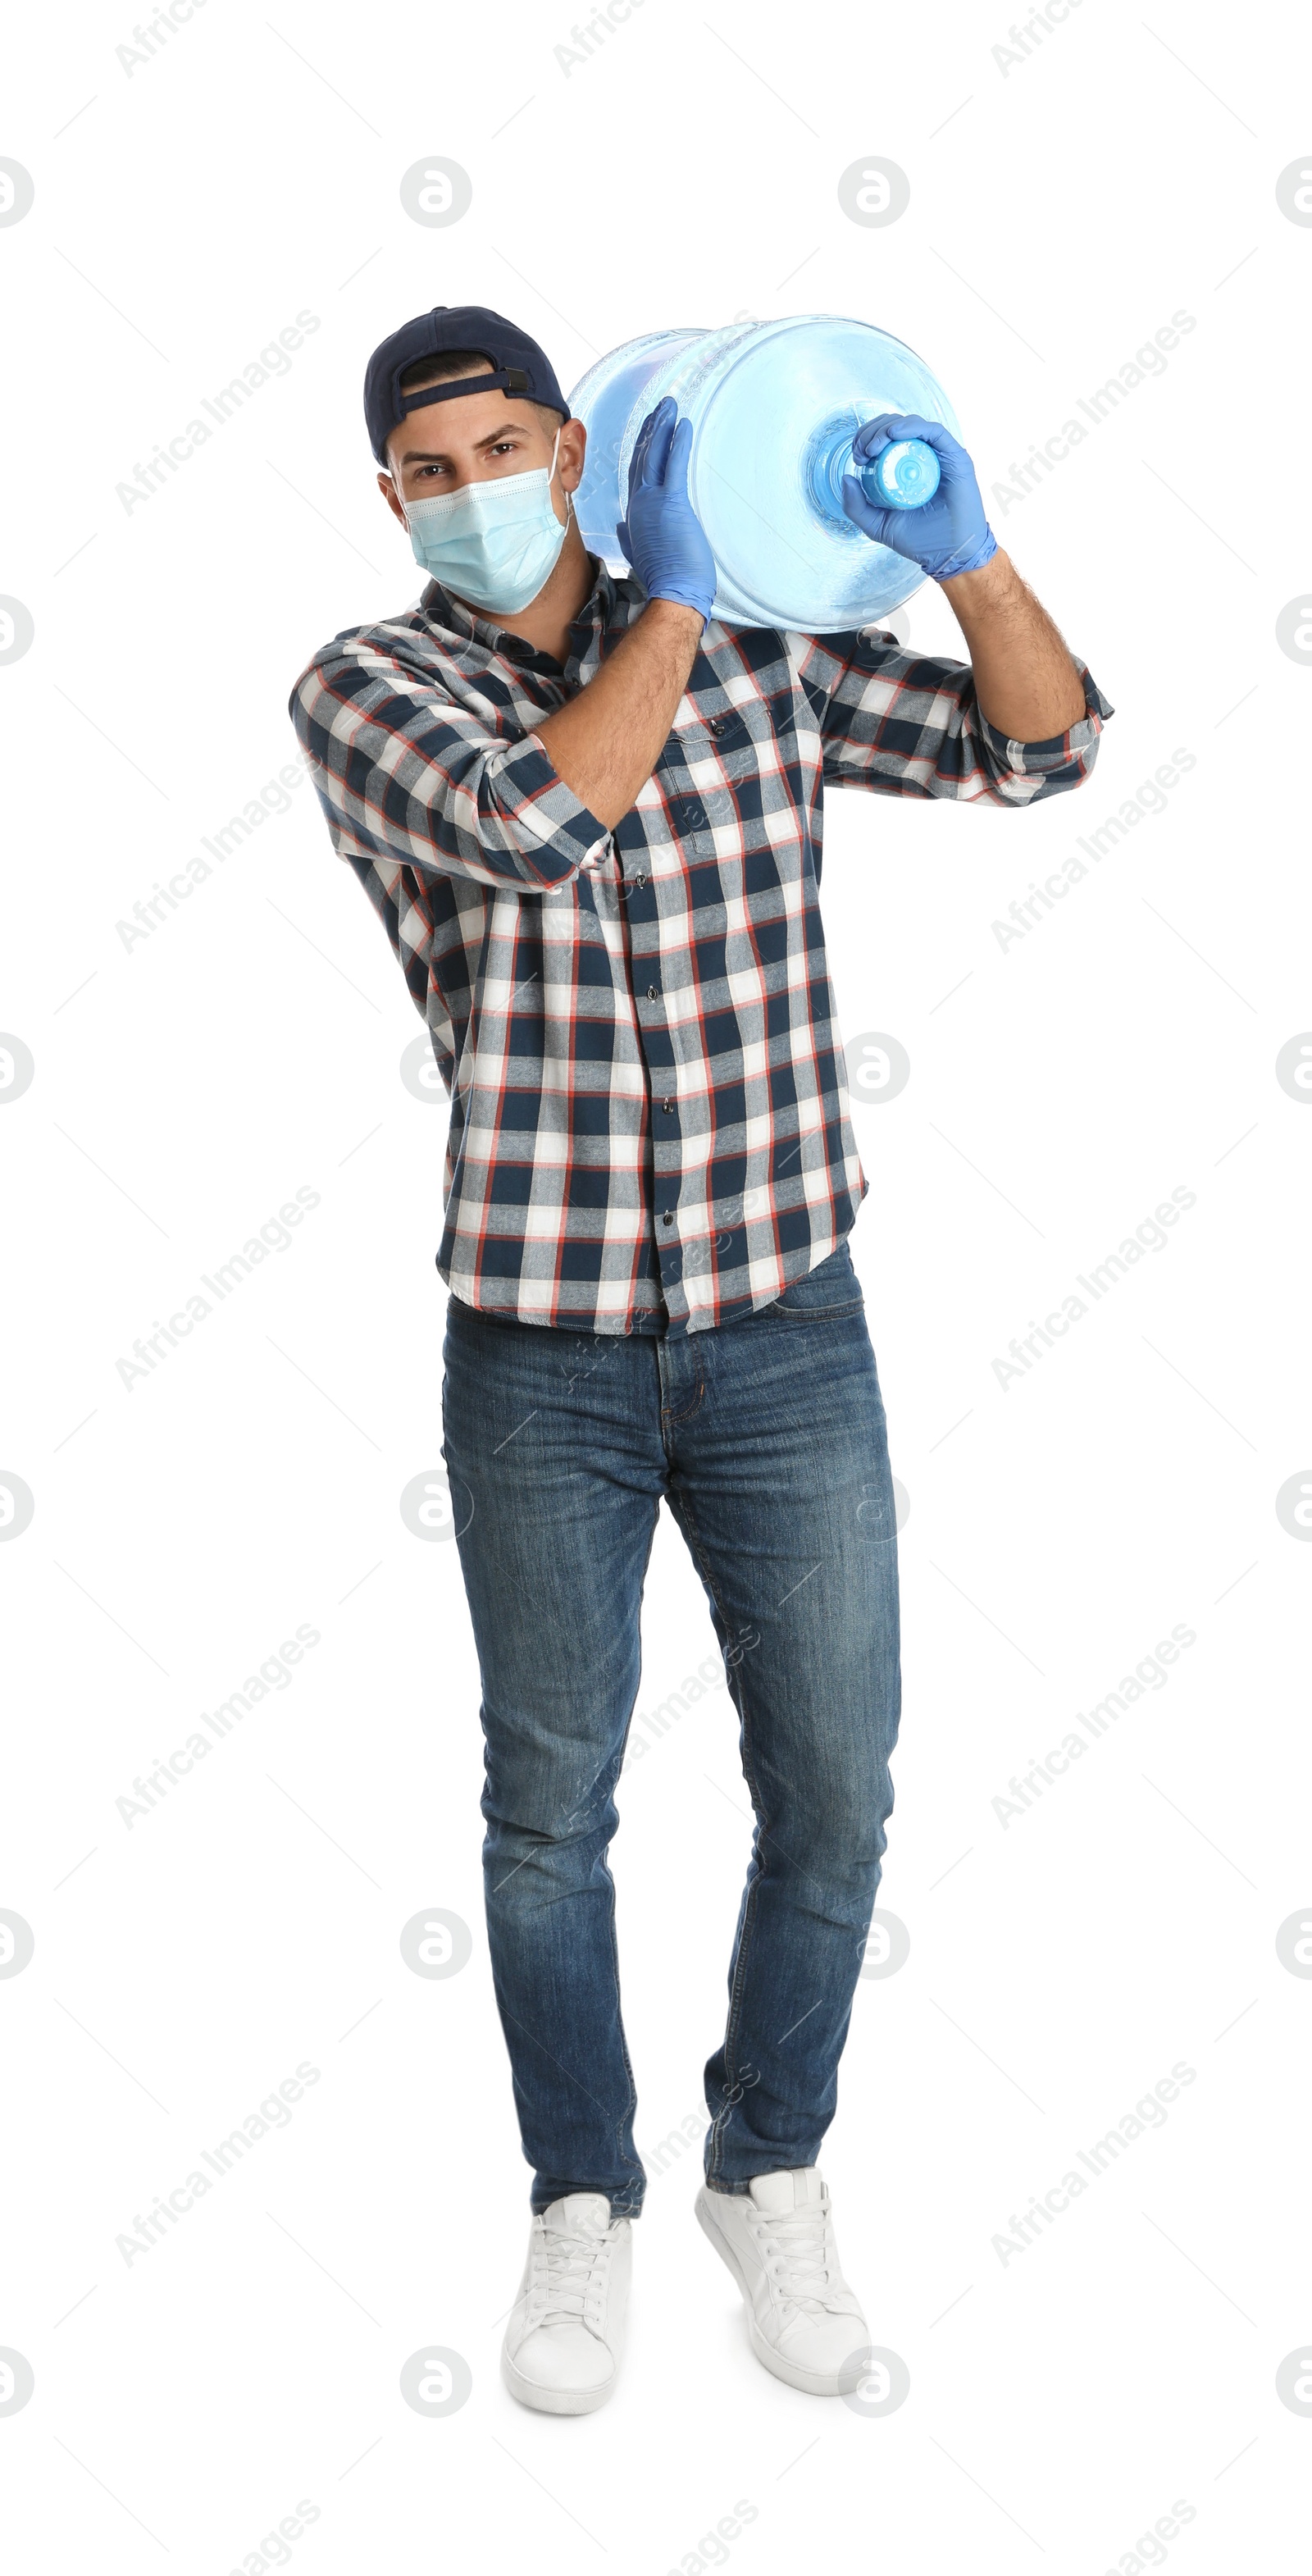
[940,548,1086,740]
[534,600,705,830]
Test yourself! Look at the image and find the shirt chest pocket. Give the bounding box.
[674,709,772,791]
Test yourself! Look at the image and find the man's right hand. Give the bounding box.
[617,396,717,623]
[530,399,711,835]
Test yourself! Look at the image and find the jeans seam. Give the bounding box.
[770,1298,865,1323]
[604,1512,661,2211]
[658,1374,705,1433]
[666,1481,770,2188]
[604,1861,644,2202]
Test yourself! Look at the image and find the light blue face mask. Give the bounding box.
[403,426,569,613]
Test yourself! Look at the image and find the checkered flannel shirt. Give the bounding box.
[289,563,1112,1335]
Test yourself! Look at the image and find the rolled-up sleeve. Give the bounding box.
[786,627,1114,809]
[289,634,611,889]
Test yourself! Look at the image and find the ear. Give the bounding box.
[378,469,408,527]
[558,416,587,495]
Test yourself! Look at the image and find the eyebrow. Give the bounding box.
[399,418,527,465]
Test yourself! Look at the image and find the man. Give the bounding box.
[289,303,1111,2415]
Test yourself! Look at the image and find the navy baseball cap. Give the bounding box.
[363,304,570,463]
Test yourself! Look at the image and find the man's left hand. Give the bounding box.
[841,413,997,585]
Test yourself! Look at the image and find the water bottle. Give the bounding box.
[568,315,962,630]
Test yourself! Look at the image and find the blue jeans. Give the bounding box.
[440,1242,901,2217]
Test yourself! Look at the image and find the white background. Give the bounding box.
[2,1,1310,2567]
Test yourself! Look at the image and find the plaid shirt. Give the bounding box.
[289,564,1112,1336]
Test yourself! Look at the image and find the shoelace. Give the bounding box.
[532,2224,612,2328]
[751,2202,837,2309]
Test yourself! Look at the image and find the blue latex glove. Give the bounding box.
[841,412,998,582]
[617,394,717,622]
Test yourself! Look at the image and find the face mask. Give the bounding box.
[402,427,569,613]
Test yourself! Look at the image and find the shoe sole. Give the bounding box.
[500,2345,617,2416]
[695,2187,866,2400]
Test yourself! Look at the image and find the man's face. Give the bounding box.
[379,365,585,529]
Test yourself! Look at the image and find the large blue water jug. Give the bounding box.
[568,315,963,630]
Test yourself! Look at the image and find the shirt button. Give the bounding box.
[662,1100,675,1112]
[707,718,725,738]
[633,873,646,889]
[662,1212,674,1226]
[646,984,660,1002]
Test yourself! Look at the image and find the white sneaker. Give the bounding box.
[501,2193,631,2415]
[695,2168,868,2396]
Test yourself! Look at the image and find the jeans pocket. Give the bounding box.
[769,1241,865,1319]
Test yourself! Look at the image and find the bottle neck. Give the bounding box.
[806,419,865,527]
[805,420,941,522]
